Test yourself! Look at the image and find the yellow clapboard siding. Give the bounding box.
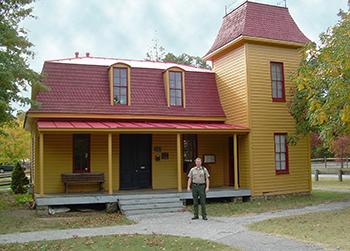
[213,45,249,127]
[246,43,310,196]
[34,133,120,194]
[212,45,251,190]
[152,134,178,189]
[197,134,228,187]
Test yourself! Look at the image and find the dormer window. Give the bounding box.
[113,67,128,105]
[169,71,183,106]
[163,67,186,108]
[109,63,131,106]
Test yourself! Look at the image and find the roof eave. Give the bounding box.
[203,35,308,61]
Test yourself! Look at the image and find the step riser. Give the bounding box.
[118,194,179,200]
[121,202,183,211]
[125,207,184,216]
[119,198,182,205]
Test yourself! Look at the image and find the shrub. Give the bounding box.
[11,162,29,194]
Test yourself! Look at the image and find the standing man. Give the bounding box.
[187,157,210,220]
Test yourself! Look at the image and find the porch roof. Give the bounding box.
[37,120,249,133]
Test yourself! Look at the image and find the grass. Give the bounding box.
[0,234,239,251]
[0,191,133,234]
[187,190,350,217]
[313,177,350,190]
[248,207,350,250]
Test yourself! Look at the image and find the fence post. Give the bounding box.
[347,157,349,168]
[324,157,327,168]
[338,169,343,182]
[315,169,319,181]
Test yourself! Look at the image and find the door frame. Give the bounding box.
[119,134,152,190]
[72,134,91,173]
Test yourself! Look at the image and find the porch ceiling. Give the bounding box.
[37,120,249,133]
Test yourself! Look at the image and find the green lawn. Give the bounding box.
[187,190,350,217]
[313,178,350,190]
[0,191,133,234]
[248,207,350,250]
[0,234,239,251]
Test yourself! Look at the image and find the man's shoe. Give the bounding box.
[203,217,208,220]
[192,216,199,220]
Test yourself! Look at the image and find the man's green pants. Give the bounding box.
[192,183,206,218]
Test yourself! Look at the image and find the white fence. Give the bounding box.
[312,157,350,169]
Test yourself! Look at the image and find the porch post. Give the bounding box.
[176,133,182,192]
[233,133,239,190]
[39,133,44,195]
[108,133,113,194]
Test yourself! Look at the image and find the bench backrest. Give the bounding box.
[62,173,105,183]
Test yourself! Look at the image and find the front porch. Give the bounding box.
[35,187,252,207]
[33,120,251,204]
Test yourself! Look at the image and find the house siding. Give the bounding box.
[212,45,251,189]
[246,43,311,196]
[34,133,120,194]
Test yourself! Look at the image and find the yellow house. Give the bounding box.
[25,1,311,212]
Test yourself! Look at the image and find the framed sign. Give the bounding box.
[203,154,216,164]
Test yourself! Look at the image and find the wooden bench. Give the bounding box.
[61,173,105,193]
[313,168,350,182]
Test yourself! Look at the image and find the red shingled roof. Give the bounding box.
[30,61,225,119]
[206,1,310,56]
[37,120,248,131]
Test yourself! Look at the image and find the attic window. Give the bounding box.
[169,71,183,106]
[113,67,128,105]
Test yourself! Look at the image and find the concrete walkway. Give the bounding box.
[1,201,350,251]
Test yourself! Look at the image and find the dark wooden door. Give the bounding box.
[120,134,152,189]
[73,134,90,173]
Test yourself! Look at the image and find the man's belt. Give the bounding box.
[192,183,205,185]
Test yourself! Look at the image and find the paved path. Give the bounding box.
[313,187,350,193]
[1,201,350,251]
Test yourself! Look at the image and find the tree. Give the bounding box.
[11,162,29,194]
[145,38,165,62]
[145,39,211,69]
[0,0,42,127]
[331,135,350,168]
[311,133,333,159]
[289,10,350,146]
[0,111,30,164]
[163,52,211,69]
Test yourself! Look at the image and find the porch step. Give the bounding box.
[118,194,184,216]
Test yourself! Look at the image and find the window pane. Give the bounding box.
[120,95,127,104]
[281,142,286,152]
[277,83,282,98]
[176,89,182,98]
[169,72,176,82]
[281,161,286,170]
[176,97,182,106]
[114,69,120,81]
[271,64,276,81]
[121,87,127,96]
[170,96,176,106]
[275,153,280,161]
[272,81,277,97]
[281,153,286,161]
[170,79,175,89]
[280,135,286,145]
[276,161,281,170]
[275,135,280,144]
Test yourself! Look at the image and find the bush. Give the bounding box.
[11,162,29,194]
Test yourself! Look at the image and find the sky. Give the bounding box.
[15,0,348,112]
[24,0,348,72]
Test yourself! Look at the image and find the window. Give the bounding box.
[183,134,197,174]
[270,62,285,102]
[274,133,289,174]
[169,71,183,106]
[73,134,90,173]
[113,67,128,105]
